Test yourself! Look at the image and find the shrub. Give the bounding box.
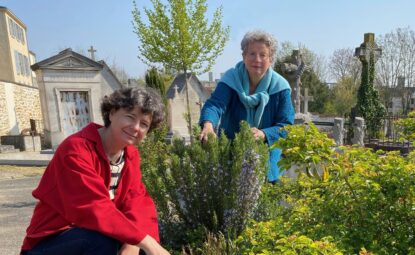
[139,121,269,251]
[235,219,344,255]
[394,111,415,142]
[272,124,415,254]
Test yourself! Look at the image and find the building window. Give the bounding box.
[8,17,26,45]
[14,50,30,77]
[14,50,20,75]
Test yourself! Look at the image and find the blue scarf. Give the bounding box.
[220,61,291,127]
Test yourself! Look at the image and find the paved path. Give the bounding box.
[0,176,40,255]
[0,151,53,166]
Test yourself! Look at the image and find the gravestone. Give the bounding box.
[352,117,365,146]
[333,117,344,146]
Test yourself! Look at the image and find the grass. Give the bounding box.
[0,165,45,179]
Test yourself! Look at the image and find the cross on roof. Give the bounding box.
[88,46,97,60]
[173,84,179,97]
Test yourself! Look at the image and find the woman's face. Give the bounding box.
[108,106,152,146]
[243,41,272,81]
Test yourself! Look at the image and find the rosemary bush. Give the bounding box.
[139,121,269,251]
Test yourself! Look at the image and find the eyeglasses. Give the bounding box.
[245,52,270,61]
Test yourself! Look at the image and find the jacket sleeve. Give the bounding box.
[37,140,147,245]
[117,154,160,242]
[262,89,295,146]
[199,82,232,128]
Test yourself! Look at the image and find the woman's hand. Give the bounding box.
[251,127,265,141]
[118,243,140,255]
[137,235,170,255]
[199,121,216,142]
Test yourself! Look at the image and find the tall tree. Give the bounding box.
[145,67,168,108]
[330,76,358,116]
[132,0,230,137]
[329,48,361,84]
[109,61,130,85]
[377,27,415,114]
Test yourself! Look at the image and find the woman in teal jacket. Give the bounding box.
[199,30,294,182]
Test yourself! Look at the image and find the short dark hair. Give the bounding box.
[101,87,165,132]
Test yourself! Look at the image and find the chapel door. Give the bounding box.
[60,91,90,137]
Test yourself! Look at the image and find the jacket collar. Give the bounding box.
[79,123,136,161]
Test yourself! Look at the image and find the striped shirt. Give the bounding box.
[109,150,125,200]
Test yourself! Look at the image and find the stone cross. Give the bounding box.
[88,46,96,60]
[302,88,313,114]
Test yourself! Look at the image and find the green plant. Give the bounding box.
[140,121,269,251]
[272,123,336,180]
[271,124,415,254]
[235,219,344,255]
[394,111,415,142]
[354,41,386,137]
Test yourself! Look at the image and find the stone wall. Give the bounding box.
[0,84,9,135]
[0,82,43,136]
[14,84,43,133]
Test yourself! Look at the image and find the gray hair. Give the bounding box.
[101,87,165,132]
[241,30,278,63]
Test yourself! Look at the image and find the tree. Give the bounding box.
[145,68,168,109]
[377,27,415,114]
[132,0,230,137]
[330,76,358,116]
[109,61,130,85]
[328,47,361,84]
[145,68,166,96]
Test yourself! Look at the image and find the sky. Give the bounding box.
[1,0,414,81]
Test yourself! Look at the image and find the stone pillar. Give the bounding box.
[333,118,344,146]
[352,117,365,146]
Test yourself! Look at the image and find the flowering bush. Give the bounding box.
[139,121,269,250]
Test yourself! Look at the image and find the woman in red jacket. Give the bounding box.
[21,87,170,255]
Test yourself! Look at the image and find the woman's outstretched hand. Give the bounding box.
[251,127,265,141]
[137,235,170,255]
[199,121,216,142]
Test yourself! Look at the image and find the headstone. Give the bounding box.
[333,117,344,146]
[352,117,365,146]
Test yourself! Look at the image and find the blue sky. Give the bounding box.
[1,0,414,81]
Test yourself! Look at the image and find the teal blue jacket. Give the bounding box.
[199,80,294,181]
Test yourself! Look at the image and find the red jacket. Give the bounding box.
[21,123,159,251]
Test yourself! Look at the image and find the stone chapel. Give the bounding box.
[32,48,123,149]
